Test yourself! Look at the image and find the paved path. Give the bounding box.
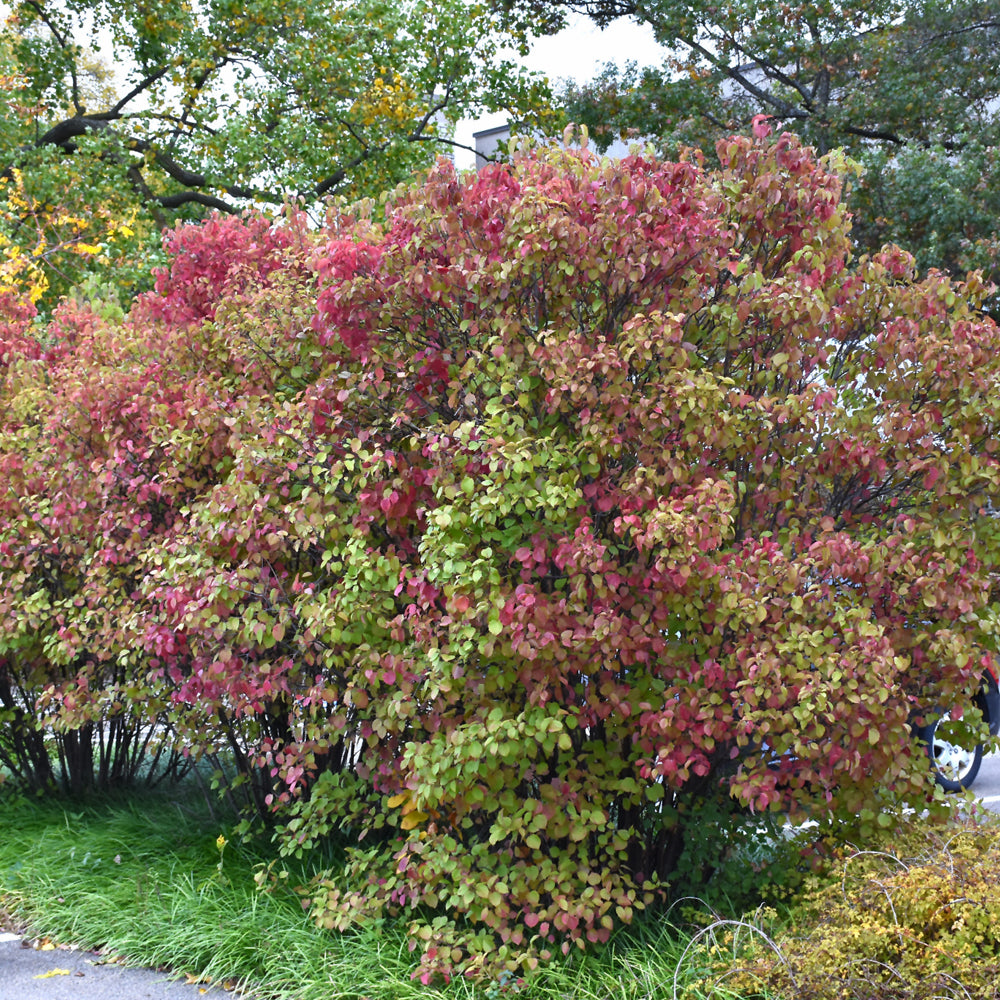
[0,931,244,999]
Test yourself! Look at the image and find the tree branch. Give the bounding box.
[37,116,113,148]
[682,35,809,121]
[30,115,270,213]
[707,22,819,112]
[913,17,1000,52]
[169,57,233,151]
[312,147,379,199]
[125,164,168,228]
[151,191,241,213]
[407,77,455,142]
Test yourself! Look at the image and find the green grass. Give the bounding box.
[0,781,743,1000]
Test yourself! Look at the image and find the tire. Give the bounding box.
[919,708,984,792]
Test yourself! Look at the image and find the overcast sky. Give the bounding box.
[452,13,666,168]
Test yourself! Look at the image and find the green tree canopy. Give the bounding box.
[503,0,1000,297]
[0,0,551,311]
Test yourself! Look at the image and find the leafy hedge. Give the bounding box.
[1,122,1000,977]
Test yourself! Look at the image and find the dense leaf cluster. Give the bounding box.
[685,816,1000,999]
[1,129,999,978]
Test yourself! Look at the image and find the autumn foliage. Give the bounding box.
[685,816,1000,999]
[1,124,1000,978]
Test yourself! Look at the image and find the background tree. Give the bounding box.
[504,0,1000,300]
[0,0,551,312]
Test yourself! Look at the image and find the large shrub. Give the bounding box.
[1,123,999,977]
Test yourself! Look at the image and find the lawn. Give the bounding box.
[5,775,998,1000]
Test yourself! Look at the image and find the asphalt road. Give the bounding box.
[973,747,1000,813]
[0,931,248,1000]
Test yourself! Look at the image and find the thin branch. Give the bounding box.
[111,66,172,114]
[710,24,818,111]
[839,123,962,150]
[169,57,233,151]
[912,18,1000,52]
[141,112,220,136]
[681,36,810,121]
[312,147,378,198]
[125,164,168,228]
[407,76,455,140]
[422,135,486,161]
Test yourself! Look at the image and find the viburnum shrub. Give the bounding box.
[0,211,317,796]
[283,124,1000,978]
[1,121,1000,978]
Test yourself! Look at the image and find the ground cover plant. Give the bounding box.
[1,122,1000,980]
[680,810,1000,1000]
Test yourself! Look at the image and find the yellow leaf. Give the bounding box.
[34,968,71,979]
[400,810,428,830]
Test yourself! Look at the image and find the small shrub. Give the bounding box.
[682,813,1000,999]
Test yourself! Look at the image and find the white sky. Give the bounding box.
[453,13,666,169]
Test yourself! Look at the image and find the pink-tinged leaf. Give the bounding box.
[751,114,774,138]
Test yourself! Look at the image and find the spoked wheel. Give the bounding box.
[920,708,984,792]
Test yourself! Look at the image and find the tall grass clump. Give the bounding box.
[0,778,768,1000]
